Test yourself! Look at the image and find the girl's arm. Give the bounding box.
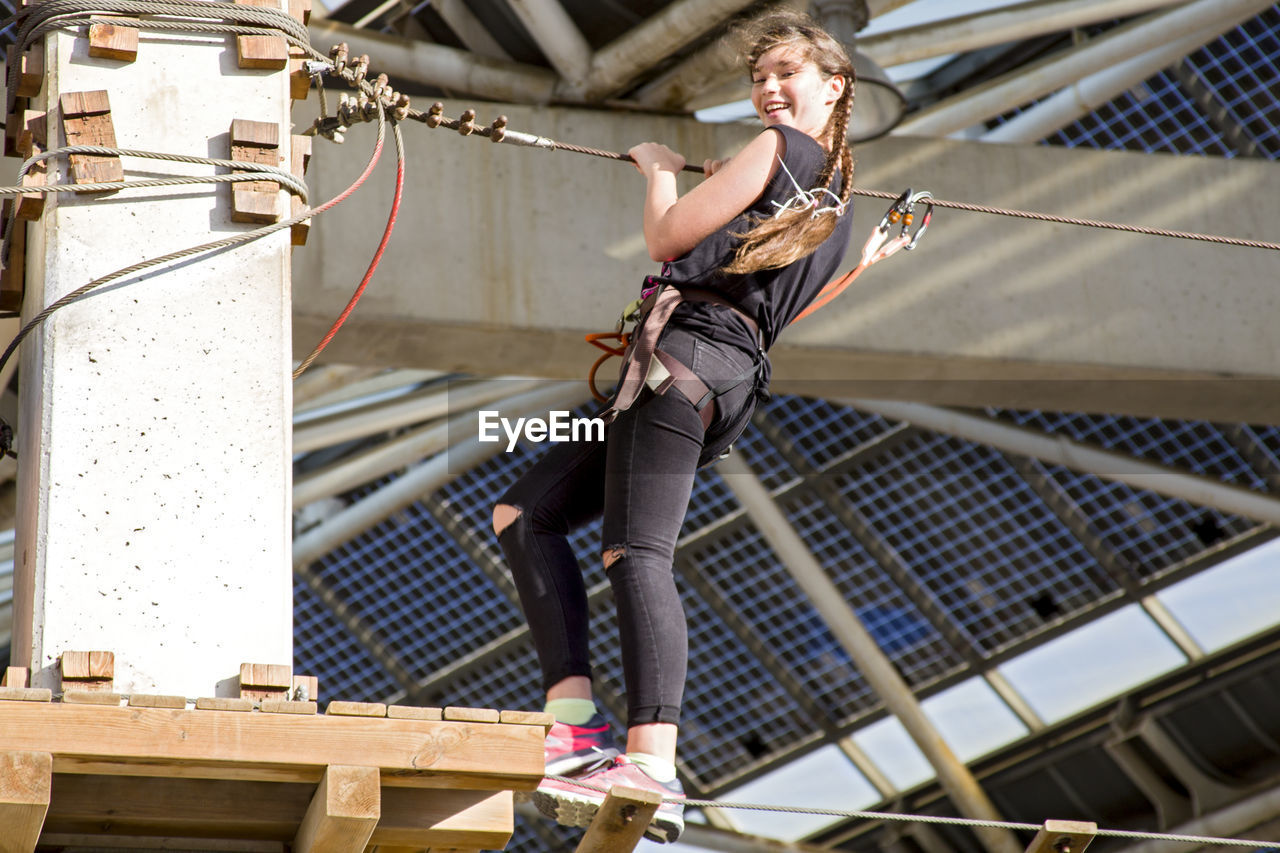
[630,129,785,263]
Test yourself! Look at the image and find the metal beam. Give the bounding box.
[981,12,1268,144]
[505,0,592,85]
[846,400,1280,528]
[897,0,1272,138]
[560,0,762,101]
[292,382,588,569]
[715,451,1023,853]
[307,19,558,103]
[432,0,512,60]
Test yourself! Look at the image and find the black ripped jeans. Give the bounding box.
[495,326,756,726]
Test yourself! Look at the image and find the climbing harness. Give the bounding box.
[591,279,766,433]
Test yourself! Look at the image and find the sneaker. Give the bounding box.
[534,755,686,843]
[543,713,620,777]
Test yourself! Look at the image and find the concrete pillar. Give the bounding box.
[11,20,295,694]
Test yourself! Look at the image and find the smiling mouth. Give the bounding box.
[764,102,791,116]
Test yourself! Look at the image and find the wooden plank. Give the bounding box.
[573,785,661,853]
[59,91,123,186]
[0,703,544,789]
[7,45,42,97]
[39,835,282,852]
[88,21,139,62]
[0,200,26,314]
[260,700,317,715]
[0,750,52,852]
[128,694,187,710]
[498,710,554,731]
[1024,819,1097,853]
[63,691,122,706]
[47,775,512,848]
[60,650,114,681]
[293,765,380,853]
[195,697,253,712]
[1,667,28,688]
[233,0,288,70]
[443,708,499,724]
[0,688,50,703]
[386,706,443,721]
[375,788,511,849]
[326,701,386,718]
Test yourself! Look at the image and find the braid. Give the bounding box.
[722,77,854,276]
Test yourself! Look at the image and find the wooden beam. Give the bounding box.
[88,21,139,62]
[293,765,379,853]
[46,774,513,847]
[59,91,124,185]
[60,650,115,693]
[573,785,662,853]
[234,0,289,69]
[1024,819,1097,853]
[229,123,283,225]
[0,750,52,853]
[0,703,544,789]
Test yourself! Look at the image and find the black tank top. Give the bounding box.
[660,125,855,365]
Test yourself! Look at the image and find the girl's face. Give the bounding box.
[750,44,845,143]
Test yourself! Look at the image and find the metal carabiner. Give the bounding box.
[902,190,933,251]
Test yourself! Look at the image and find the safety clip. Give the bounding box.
[859,188,934,266]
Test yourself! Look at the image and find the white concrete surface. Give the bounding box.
[293,102,1279,422]
[12,26,294,695]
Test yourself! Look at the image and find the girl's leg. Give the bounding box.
[494,436,607,697]
[601,386,707,763]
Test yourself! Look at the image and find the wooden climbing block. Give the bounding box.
[127,694,187,710]
[499,709,555,731]
[326,701,386,718]
[293,673,319,702]
[238,660,291,700]
[88,21,139,62]
[289,54,312,101]
[194,697,253,712]
[229,119,282,225]
[233,0,289,70]
[573,785,662,853]
[291,133,311,245]
[5,97,28,157]
[1,667,28,688]
[59,90,124,186]
[0,750,52,852]
[60,650,115,693]
[386,705,443,721]
[261,699,317,715]
[7,45,42,98]
[16,111,48,222]
[293,765,380,853]
[1024,819,1097,853]
[0,200,26,313]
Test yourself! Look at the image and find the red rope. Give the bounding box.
[293,119,404,379]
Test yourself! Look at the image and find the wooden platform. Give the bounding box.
[0,691,551,852]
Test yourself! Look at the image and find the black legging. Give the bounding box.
[495,327,756,726]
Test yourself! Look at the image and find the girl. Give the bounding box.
[492,12,857,843]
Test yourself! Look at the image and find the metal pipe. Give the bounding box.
[292,365,380,409]
[292,382,588,569]
[505,0,592,85]
[307,20,558,104]
[847,400,1280,527]
[563,0,762,101]
[980,9,1268,143]
[293,378,540,455]
[295,369,441,417]
[716,452,1024,853]
[895,0,1271,138]
[634,0,1180,111]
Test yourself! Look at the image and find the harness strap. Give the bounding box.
[604,284,763,431]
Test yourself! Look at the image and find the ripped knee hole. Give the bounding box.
[492,503,523,537]
[602,546,627,569]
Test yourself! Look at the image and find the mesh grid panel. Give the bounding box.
[734,416,799,492]
[991,411,1265,578]
[685,523,877,720]
[1181,6,1280,157]
[762,395,898,470]
[837,431,1119,653]
[783,493,967,688]
[293,579,402,702]
[308,505,525,681]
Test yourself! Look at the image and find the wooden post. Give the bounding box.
[573,786,663,853]
[293,765,380,853]
[1024,819,1097,853]
[0,750,52,853]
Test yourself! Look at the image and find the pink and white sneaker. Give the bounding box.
[534,754,686,843]
[543,713,620,777]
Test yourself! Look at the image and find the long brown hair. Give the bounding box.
[722,13,855,276]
